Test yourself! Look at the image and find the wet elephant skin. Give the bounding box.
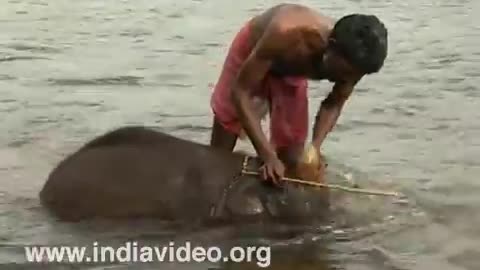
[39,126,329,223]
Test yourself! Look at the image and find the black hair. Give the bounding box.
[330,14,388,74]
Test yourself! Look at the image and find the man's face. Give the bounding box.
[321,45,364,83]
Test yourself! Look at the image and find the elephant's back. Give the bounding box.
[39,126,220,221]
[40,144,190,221]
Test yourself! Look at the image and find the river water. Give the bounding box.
[0,0,479,269]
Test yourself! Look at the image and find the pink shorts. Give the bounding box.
[210,20,309,149]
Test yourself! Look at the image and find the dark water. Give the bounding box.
[1,0,479,269]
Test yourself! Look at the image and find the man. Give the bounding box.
[209,4,388,184]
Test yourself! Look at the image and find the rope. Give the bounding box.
[241,170,401,197]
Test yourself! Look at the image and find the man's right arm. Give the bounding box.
[230,24,285,162]
[230,51,275,161]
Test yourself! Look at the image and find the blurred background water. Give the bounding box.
[0,0,479,269]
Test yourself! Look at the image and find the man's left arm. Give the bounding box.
[311,80,357,150]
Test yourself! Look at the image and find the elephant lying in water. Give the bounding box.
[39,126,329,223]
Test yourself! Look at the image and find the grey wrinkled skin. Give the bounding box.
[39,126,330,224]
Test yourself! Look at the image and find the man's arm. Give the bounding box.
[311,81,356,149]
[230,24,286,161]
[231,56,274,160]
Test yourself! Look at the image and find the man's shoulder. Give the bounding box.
[252,5,332,57]
[268,4,333,31]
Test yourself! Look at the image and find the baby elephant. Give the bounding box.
[39,126,329,223]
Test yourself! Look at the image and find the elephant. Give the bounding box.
[39,126,329,224]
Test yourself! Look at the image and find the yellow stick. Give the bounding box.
[241,170,401,197]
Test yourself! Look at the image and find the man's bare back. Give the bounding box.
[250,4,333,44]
[246,4,337,79]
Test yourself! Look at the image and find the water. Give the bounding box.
[1,0,479,269]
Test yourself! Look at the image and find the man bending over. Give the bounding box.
[209,4,388,184]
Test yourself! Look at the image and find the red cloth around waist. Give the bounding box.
[210,20,309,149]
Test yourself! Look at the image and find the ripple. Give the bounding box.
[148,7,161,13]
[408,104,427,112]
[159,82,193,88]
[354,87,370,94]
[152,112,206,118]
[395,14,413,23]
[153,48,175,53]
[396,133,417,140]
[428,124,450,131]
[0,107,17,113]
[433,116,460,122]
[76,31,90,36]
[332,123,355,133]
[0,74,15,81]
[202,42,222,48]
[47,76,143,86]
[167,124,211,132]
[154,73,191,85]
[51,101,113,113]
[103,16,116,22]
[29,1,48,7]
[463,70,480,78]
[438,3,465,8]
[51,100,104,108]
[168,35,185,41]
[0,56,49,63]
[342,119,399,129]
[7,138,31,148]
[167,12,183,18]
[392,105,417,117]
[96,33,110,38]
[80,15,93,21]
[370,107,386,114]
[26,116,58,125]
[435,52,462,65]
[119,29,153,38]
[396,90,427,100]
[395,46,418,55]
[0,99,16,104]
[459,84,476,93]
[465,90,479,98]
[6,43,62,54]
[181,48,207,56]
[446,77,466,84]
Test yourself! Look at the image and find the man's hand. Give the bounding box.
[230,22,288,177]
[260,154,285,186]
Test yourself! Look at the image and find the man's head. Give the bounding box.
[320,14,388,82]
